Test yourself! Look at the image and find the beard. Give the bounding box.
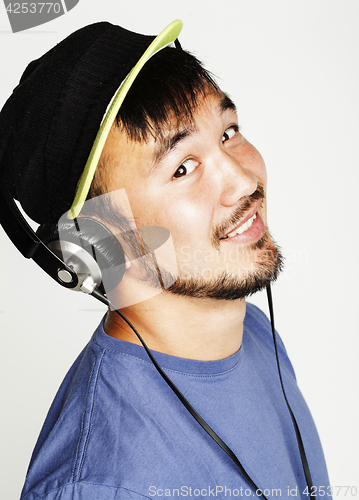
[159,184,284,301]
[163,229,284,300]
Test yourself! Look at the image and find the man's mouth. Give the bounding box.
[220,197,263,240]
[211,187,266,246]
[221,213,257,239]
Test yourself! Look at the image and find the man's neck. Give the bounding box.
[104,293,246,361]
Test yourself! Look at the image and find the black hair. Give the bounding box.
[115,47,220,142]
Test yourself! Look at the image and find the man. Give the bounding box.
[0,20,330,499]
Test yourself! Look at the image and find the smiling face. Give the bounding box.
[100,91,283,301]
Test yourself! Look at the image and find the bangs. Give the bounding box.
[115,47,220,142]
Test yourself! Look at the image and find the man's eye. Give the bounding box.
[222,126,237,143]
[173,159,198,179]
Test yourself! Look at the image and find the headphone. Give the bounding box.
[0,183,126,296]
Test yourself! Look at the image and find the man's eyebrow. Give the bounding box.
[220,93,237,114]
[146,127,196,178]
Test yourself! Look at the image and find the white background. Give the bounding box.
[0,1,358,499]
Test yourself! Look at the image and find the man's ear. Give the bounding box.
[125,254,132,270]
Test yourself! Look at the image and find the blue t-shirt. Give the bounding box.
[20,303,331,499]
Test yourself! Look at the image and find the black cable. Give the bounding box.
[92,287,316,499]
[91,288,268,498]
[266,285,316,499]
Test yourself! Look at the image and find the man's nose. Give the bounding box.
[217,151,258,207]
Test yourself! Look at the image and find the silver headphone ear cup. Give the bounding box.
[37,217,126,294]
[47,239,102,292]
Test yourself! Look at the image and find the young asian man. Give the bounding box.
[0,20,331,500]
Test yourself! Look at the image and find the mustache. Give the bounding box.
[212,185,265,244]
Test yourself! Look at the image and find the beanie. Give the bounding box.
[0,22,173,224]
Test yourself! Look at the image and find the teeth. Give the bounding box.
[225,213,256,238]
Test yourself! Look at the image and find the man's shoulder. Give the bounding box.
[244,301,274,345]
[20,324,109,500]
[244,301,271,328]
[244,301,296,380]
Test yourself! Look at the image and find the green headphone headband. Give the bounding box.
[67,19,183,219]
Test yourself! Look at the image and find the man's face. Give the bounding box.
[103,92,282,300]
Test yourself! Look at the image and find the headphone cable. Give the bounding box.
[91,287,316,499]
[91,288,268,498]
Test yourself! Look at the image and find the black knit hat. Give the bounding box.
[0,22,179,224]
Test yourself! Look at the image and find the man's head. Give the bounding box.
[92,87,283,302]
[0,21,282,303]
[82,42,283,302]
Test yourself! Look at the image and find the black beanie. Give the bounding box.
[0,22,156,224]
